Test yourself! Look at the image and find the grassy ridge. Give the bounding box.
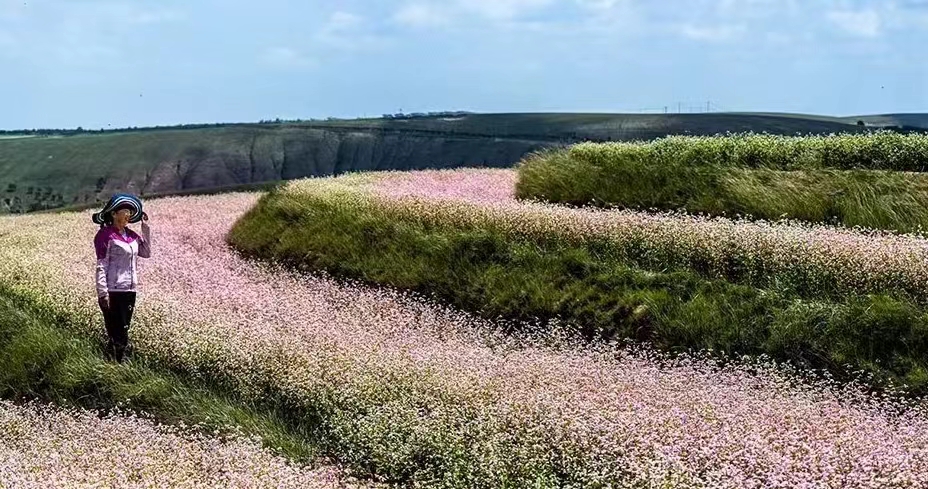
[561,132,928,171]
[0,287,323,464]
[515,134,928,232]
[227,187,928,395]
[517,149,928,233]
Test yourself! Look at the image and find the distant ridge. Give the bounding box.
[1,111,923,214]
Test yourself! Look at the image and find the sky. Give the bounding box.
[1,0,927,129]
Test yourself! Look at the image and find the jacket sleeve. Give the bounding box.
[94,231,109,298]
[138,222,151,258]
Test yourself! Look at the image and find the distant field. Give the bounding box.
[0,111,912,215]
[317,112,870,141]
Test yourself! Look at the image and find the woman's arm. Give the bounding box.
[138,215,152,258]
[94,232,109,299]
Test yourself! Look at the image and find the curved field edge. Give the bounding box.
[227,177,928,395]
[0,199,644,488]
[0,285,325,466]
[515,144,928,234]
[6,192,928,488]
[0,282,434,486]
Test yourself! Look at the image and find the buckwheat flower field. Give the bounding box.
[1,169,928,487]
[347,168,928,301]
[0,400,363,488]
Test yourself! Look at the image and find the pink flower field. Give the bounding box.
[1,168,928,487]
[352,168,928,301]
[0,401,368,488]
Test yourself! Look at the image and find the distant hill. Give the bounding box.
[0,111,915,214]
[315,112,870,141]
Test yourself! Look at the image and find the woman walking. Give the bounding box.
[92,194,152,363]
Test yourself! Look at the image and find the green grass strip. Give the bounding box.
[227,188,928,396]
[516,146,928,233]
[0,288,323,465]
[563,132,928,171]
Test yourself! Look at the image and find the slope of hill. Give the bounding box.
[0,111,894,214]
[0,125,548,213]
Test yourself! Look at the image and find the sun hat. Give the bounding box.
[92,193,144,225]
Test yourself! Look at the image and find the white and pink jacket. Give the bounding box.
[94,224,152,298]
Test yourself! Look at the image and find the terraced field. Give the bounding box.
[3,165,928,487]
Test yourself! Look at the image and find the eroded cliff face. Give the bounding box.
[137,130,550,194]
[0,128,554,213]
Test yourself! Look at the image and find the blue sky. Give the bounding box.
[1,0,927,129]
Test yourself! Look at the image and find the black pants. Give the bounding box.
[101,291,136,362]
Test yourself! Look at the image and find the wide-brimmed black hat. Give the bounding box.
[92,193,144,225]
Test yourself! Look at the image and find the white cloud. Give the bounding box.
[575,0,622,11]
[74,3,186,28]
[679,23,746,42]
[127,9,186,25]
[715,0,801,18]
[393,3,450,27]
[262,46,315,69]
[392,0,557,28]
[459,0,556,20]
[325,11,363,31]
[261,10,392,68]
[0,2,187,66]
[316,11,389,51]
[826,9,881,37]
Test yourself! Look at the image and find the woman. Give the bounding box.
[92,194,152,363]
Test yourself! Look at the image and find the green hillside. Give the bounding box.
[0,111,898,214]
[0,124,548,213]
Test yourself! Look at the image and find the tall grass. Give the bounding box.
[517,149,928,233]
[516,133,928,232]
[565,132,928,171]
